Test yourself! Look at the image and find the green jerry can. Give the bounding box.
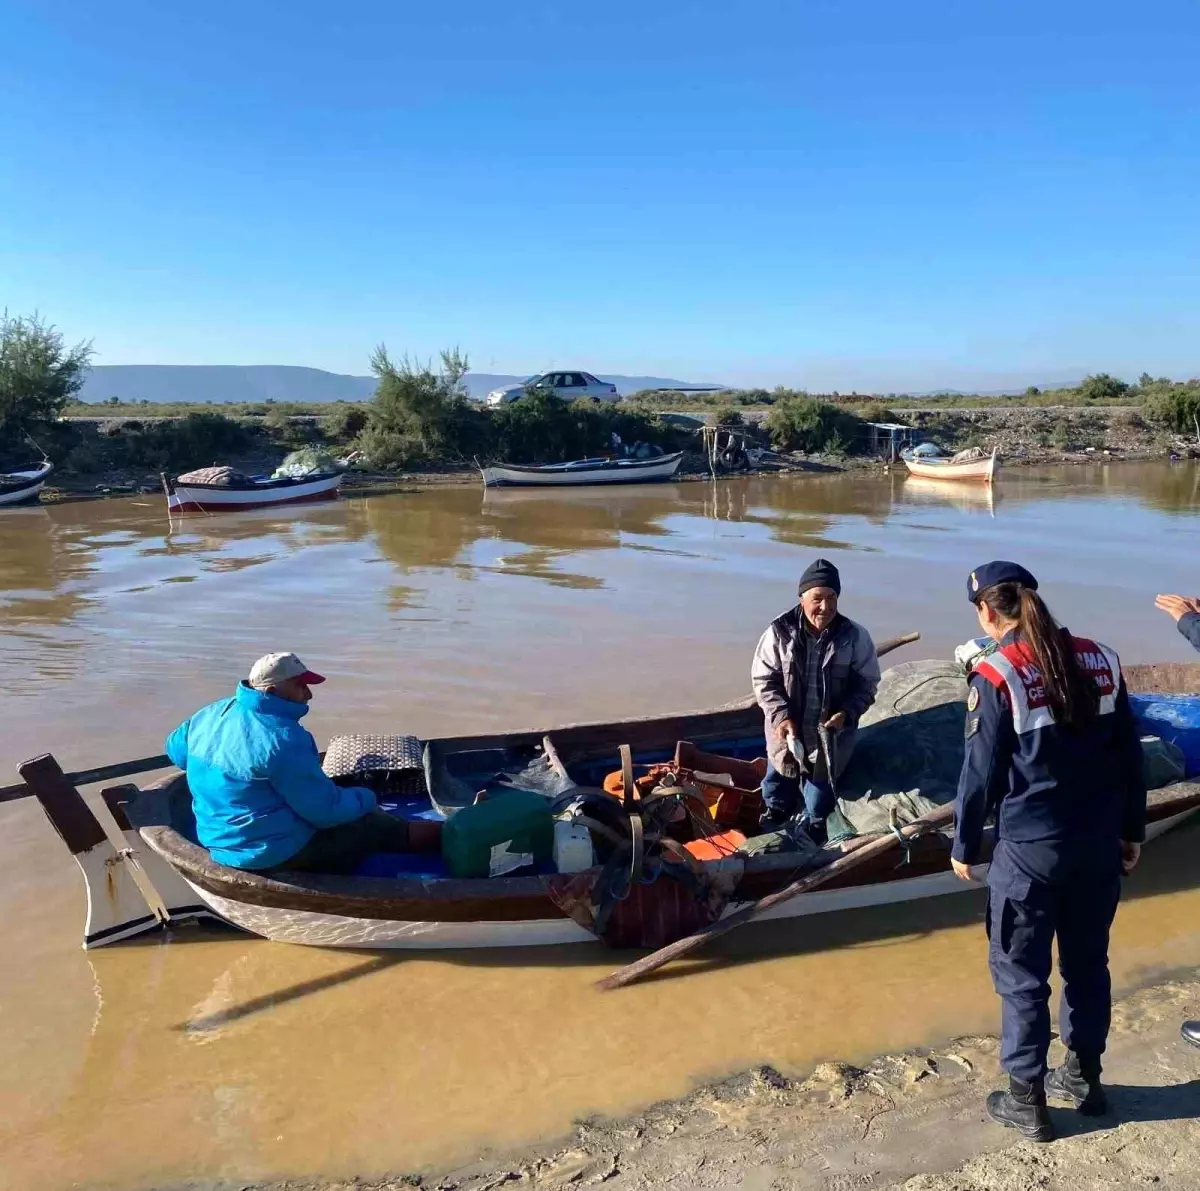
[441,789,555,878]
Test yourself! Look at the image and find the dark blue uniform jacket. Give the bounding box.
[952,631,1147,874]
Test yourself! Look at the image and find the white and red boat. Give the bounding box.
[163,468,343,513]
[902,445,998,484]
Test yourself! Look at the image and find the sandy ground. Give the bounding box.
[171,974,1200,1191]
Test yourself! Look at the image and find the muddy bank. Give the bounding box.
[41,403,1193,499]
[177,976,1200,1191]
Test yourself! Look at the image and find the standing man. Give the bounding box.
[1156,592,1200,1048]
[751,558,881,843]
[952,563,1146,1142]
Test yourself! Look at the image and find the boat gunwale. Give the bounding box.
[166,471,342,494]
[481,451,684,477]
[123,668,1200,925]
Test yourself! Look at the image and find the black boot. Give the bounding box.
[1046,1051,1107,1115]
[986,1076,1054,1143]
[1183,1021,1200,1048]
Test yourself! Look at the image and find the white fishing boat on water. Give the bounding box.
[0,460,54,507]
[164,470,344,513]
[163,452,351,513]
[7,651,1199,956]
[903,445,998,484]
[480,451,683,488]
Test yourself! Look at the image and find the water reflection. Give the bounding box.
[1,463,1197,643]
[896,473,997,516]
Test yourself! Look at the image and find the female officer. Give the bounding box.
[951,561,1146,1142]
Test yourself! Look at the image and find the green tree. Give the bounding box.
[1077,372,1129,402]
[357,346,486,467]
[0,312,94,437]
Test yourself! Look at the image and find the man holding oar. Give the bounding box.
[751,558,881,845]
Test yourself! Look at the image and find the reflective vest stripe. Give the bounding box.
[973,637,1121,735]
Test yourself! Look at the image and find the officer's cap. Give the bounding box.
[967,560,1038,603]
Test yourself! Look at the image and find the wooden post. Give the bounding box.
[18,755,163,949]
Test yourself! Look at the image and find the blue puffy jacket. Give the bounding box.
[165,683,377,870]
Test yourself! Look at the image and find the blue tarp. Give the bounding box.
[1132,695,1200,778]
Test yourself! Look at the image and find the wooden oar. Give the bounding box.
[595,800,956,991]
[875,631,921,659]
[0,754,171,804]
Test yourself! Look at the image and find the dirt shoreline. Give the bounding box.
[165,974,1200,1191]
[26,402,1197,504]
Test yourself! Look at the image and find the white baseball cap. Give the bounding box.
[248,652,326,691]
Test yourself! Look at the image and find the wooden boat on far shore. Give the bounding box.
[0,460,54,507]
[903,446,998,484]
[480,451,684,488]
[9,658,1200,956]
[164,469,344,513]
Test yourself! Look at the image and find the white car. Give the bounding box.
[485,371,621,407]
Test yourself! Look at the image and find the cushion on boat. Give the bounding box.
[322,733,427,796]
[176,466,251,486]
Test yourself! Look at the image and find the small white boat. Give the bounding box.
[480,451,684,488]
[903,445,998,484]
[164,470,343,513]
[0,461,53,507]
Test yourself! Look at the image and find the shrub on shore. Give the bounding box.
[354,347,490,467]
[1144,383,1200,435]
[764,396,865,454]
[320,403,369,443]
[487,388,675,464]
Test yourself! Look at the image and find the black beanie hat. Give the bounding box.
[798,558,841,597]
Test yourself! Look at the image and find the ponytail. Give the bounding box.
[978,582,1098,729]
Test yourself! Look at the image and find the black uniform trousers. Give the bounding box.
[987,839,1122,1083]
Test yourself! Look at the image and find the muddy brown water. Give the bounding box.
[1,462,1198,1190]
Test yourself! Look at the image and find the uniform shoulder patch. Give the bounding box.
[967,685,980,712]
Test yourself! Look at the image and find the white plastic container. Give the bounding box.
[553,819,595,874]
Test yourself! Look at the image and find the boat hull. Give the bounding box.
[481,452,683,488]
[903,449,997,484]
[166,472,343,513]
[0,462,54,507]
[159,800,1200,949]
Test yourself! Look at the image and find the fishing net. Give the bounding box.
[828,660,1188,840]
[829,661,967,839]
[273,447,341,479]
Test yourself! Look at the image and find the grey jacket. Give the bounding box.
[751,609,882,779]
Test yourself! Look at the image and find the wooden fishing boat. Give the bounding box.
[480,451,684,489]
[0,460,53,507]
[903,446,998,484]
[164,469,343,513]
[10,659,1200,954]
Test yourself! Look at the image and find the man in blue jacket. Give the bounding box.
[166,652,411,874]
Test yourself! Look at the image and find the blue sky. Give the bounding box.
[2,0,1198,390]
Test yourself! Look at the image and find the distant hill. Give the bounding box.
[78,364,712,404]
